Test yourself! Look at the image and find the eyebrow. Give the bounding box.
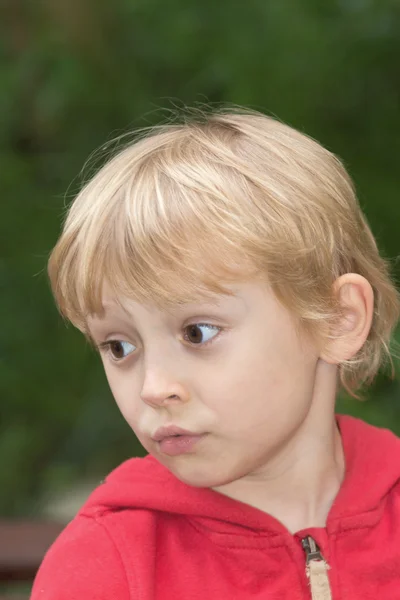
[96,288,245,323]
[87,306,138,334]
[102,294,236,313]
[102,300,131,313]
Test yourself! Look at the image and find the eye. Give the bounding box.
[183,324,221,346]
[100,340,136,361]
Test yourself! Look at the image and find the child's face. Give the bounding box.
[88,279,322,488]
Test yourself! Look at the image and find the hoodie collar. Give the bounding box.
[82,415,400,537]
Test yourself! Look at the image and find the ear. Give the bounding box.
[320,274,374,364]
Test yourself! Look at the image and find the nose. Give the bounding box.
[139,358,190,408]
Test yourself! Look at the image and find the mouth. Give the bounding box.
[157,433,207,456]
[151,425,207,456]
[152,425,202,442]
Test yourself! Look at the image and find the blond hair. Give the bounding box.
[49,107,400,396]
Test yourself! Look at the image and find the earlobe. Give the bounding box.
[320,274,374,365]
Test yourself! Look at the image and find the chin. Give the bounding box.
[167,458,240,489]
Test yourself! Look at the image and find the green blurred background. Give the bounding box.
[2,0,400,521]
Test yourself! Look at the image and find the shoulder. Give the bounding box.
[31,456,164,600]
[334,414,400,515]
[31,513,130,599]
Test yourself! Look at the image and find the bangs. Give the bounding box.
[49,140,262,331]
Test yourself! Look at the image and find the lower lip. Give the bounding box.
[158,434,206,456]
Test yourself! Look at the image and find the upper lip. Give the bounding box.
[152,425,200,442]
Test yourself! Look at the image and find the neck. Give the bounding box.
[213,361,345,534]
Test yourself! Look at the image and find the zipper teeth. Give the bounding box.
[308,538,317,554]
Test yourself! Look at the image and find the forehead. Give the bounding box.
[86,284,244,337]
[99,282,244,317]
[89,279,287,327]
[96,264,254,309]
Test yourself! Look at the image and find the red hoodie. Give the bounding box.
[31,415,400,599]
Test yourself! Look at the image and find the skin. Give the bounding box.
[88,274,374,533]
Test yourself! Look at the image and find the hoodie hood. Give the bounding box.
[81,415,400,536]
[32,415,400,600]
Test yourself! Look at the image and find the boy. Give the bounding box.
[32,108,400,599]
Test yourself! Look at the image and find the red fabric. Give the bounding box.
[31,415,400,599]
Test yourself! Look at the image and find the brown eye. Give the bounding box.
[108,340,136,360]
[184,324,220,345]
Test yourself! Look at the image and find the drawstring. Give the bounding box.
[306,559,332,600]
[302,536,332,600]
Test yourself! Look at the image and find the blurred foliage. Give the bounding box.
[1,0,400,517]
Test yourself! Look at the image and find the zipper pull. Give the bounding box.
[301,536,332,600]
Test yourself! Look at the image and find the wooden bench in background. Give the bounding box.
[0,520,63,599]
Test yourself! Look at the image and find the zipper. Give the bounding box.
[301,536,332,600]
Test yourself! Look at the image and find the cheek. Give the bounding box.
[208,329,317,427]
[212,332,286,396]
[103,365,142,426]
[201,351,277,432]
